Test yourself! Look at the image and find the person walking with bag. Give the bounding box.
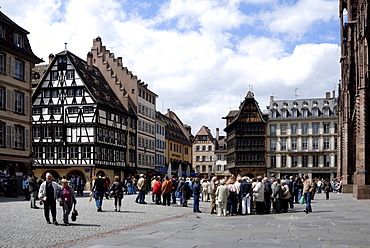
[110,176,125,211]
[58,179,76,226]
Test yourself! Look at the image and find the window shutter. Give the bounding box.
[6,55,11,76]
[11,125,15,147]
[6,89,14,111]
[25,128,30,149]
[10,57,15,77]
[24,62,30,82]
[25,94,29,115]
[6,124,11,147]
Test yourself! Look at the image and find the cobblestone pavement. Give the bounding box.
[1,192,370,248]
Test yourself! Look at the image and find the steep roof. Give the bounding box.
[157,111,192,146]
[32,50,129,114]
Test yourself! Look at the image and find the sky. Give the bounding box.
[1,0,340,137]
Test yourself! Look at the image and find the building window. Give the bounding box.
[14,92,24,113]
[271,155,276,168]
[324,155,330,167]
[35,147,42,158]
[281,139,286,151]
[14,60,24,80]
[55,125,62,138]
[323,138,330,150]
[75,88,83,96]
[271,110,276,118]
[312,108,319,117]
[281,155,287,167]
[302,109,308,117]
[0,53,5,74]
[313,138,319,150]
[0,122,5,147]
[291,109,297,117]
[323,108,330,116]
[270,125,276,135]
[51,71,58,80]
[302,138,308,150]
[202,156,206,162]
[33,126,40,138]
[70,147,78,159]
[196,166,200,173]
[270,140,277,151]
[281,109,287,118]
[291,155,298,167]
[291,139,297,150]
[66,70,74,80]
[202,165,206,172]
[57,146,66,159]
[302,155,308,167]
[46,147,54,159]
[0,26,3,39]
[313,123,319,134]
[0,87,4,109]
[67,107,79,114]
[302,124,308,134]
[195,145,200,151]
[208,145,212,151]
[291,124,297,135]
[208,165,212,172]
[83,106,94,113]
[14,33,23,48]
[82,147,91,159]
[281,124,287,135]
[323,123,330,134]
[313,155,319,167]
[44,126,52,138]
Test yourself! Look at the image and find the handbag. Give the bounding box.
[299,195,305,204]
[71,203,78,222]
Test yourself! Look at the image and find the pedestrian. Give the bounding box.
[253,177,265,215]
[135,174,147,204]
[263,177,272,214]
[58,179,76,226]
[152,177,162,205]
[104,175,111,199]
[281,180,291,213]
[38,173,59,225]
[227,178,237,216]
[76,176,85,196]
[209,177,218,214]
[161,176,172,206]
[28,172,39,209]
[201,179,209,202]
[240,177,252,215]
[193,180,201,213]
[294,177,303,203]
[125,175,132,195]
[22,174,30,200]
[303,174,314,214]
[324,179,331,200]
[150,176,157,202]
[215,179,229,217]
[171,176,178,204]
[91,172,108,212]
[70,175,76,192]
[110,176,125,212]
[235,177,242,214]
[177,177,185,205]
[272,179,282,213]
[181,181,192,207]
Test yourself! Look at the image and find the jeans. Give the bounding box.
[137,190,146,203]
[295,188,302,203]
[126,183,132,194]
[94,191,104,208]
[193,194,200,212]
[304,192,312,211]
[171,191,177,203]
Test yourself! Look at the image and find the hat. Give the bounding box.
[140,174,144,177]
[220,179,226,185]
[61,179,68,184]
[281,180,286,184]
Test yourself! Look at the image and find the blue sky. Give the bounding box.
[2,0,340,136]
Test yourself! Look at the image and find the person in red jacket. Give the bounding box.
[152,177,162,205]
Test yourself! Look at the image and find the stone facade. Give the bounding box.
[338,0,370,199]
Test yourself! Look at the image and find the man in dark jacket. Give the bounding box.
[91,172,108,212]
[263,177,272,214]
[192,180,201,213]
[29,172,39,209]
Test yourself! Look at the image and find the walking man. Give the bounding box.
[29,172,39,209]
[303,174,314,214]
[38,173,59,225]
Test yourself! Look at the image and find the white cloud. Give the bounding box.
[1,0,340,136]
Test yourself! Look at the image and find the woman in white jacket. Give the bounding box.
[253,177,265,215]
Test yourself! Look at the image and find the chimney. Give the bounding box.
[216,128,219,141]
[270,95,274,102]
[87,52,93,70]
[326,92,330,100]
[49,54,54,64]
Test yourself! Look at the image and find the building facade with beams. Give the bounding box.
[0,11,42,195]
[157,110,192,176]
[338,0,370,199]
[90,37,157,175]
[32,51,136,184]
[266,93,337,180]
[223,92,267,178]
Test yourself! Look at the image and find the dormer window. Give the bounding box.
[302,108,308,117]
[291,109,297,117]
[14,33,23,48]
[281,109,288,118]
[312,108,319,117]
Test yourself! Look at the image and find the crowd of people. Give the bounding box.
[19,171,343,226]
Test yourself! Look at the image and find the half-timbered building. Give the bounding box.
[32,50,136,185]
[223,91,267,178]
